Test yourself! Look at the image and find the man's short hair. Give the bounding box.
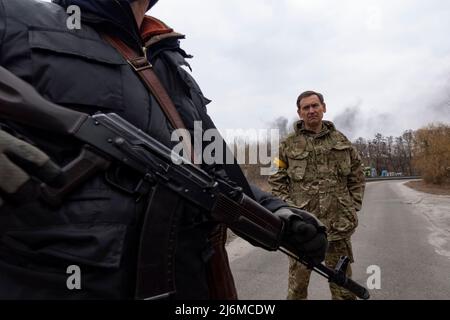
[296,90,325,108]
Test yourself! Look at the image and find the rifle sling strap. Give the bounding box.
[102,34,194,162]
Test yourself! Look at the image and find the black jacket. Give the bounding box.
[0,0,286,299]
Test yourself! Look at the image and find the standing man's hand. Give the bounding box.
[0,129,64,206]
[275,207,328,265]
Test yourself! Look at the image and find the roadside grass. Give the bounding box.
[405,180,450,196]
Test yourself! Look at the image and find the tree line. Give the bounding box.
[353,123,449,184]
[353,131,415,177]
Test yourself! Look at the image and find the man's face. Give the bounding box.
[297,94,326,128]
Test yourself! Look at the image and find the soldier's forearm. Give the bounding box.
[250,184,289,212]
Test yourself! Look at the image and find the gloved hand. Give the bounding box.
[275,207,328,265]
[0,129,64,207]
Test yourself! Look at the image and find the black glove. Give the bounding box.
[0,129,64,206]
[275,207,328,265]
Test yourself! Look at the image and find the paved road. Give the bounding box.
[227,180,450,300]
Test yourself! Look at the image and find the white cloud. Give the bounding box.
[38,0,450,139]
[152,0,450,136]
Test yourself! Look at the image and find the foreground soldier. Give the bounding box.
[269,91,365,300]
[0,0,327,299]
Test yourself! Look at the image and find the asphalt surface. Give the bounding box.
[227,180,450,300]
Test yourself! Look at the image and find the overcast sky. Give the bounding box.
[43,0,450,140]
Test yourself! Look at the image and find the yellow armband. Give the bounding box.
[274,157,287,169]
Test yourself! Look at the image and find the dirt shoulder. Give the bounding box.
[405,180,450,196]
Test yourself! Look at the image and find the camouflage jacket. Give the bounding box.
[268,120,365,241]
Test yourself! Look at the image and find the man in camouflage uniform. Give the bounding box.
[269,90,365,300]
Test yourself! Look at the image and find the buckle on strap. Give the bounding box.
[128,56,152,72]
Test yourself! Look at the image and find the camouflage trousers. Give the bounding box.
[287,238,357,300]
